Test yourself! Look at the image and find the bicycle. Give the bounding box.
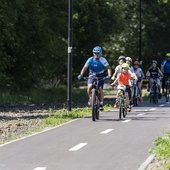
[83,75,106,121]
[149,76,159,104]
[131,79,139,106]
[164,75,170,102]
[117,85,127,119]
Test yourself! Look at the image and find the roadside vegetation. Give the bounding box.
[149,132,170,169]
[1,85,169,170]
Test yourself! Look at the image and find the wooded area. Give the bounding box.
[0,0,170,92]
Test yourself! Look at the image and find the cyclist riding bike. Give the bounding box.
[146,60,163,98]
[111,55,126,81]
[161,53,170,94]
[111,63,136,112]
[133,61,145,102]
[77,46,112,111]
[126,57,135,73]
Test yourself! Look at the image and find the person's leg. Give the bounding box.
[114,90,120,108]
[150,78,153,93]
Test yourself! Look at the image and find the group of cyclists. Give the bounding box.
[77,46,170,112]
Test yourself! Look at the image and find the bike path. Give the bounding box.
[0,98,170,170]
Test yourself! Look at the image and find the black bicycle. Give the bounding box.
[149,76,159,104]
[164,76,170,102]
[117,85,127,119]
[131,79,139,106]
[84,75,106,121]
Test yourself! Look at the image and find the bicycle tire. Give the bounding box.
[91,88,97,121]
[165,84,170,102]
[119,97,122,119]
[152,85,158,104]
[96,104,99,119]
[123,105,127,118]
[133,86,137,106]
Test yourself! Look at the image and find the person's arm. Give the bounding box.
[158,69,164,77]
[106,65,112,77]
[111,69,118,79]
[146,70,150,77]
[129,69,137,80]
[111,73,119,85]
[80,65,88,77]
[141,69,145,78]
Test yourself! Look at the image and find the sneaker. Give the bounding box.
[139,97,143,102]
[126,106,131,112]
[100,105,103,111]
[114,102,118,108]
[88,97,92,106]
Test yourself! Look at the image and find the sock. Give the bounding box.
[100,101,103,106]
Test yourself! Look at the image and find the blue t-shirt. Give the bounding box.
[85,56,109,74]
[162,59,170,74]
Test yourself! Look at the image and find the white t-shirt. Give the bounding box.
[134,67,143,78]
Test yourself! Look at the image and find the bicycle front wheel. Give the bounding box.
[119,97,123,119]
[91,88,97,121]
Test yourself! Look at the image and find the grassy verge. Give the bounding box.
[150,132,170,169]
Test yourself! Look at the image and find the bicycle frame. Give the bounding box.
[150,76,159,104]
[87,75,104,121]
[117,85,127,119]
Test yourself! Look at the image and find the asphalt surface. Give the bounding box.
[0,97,170,170]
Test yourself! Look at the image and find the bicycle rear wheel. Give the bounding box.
[165,84,170,102]
[152,85,158,104]
[91,88,97,121]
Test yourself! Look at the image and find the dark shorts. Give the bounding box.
[87,73,105,89]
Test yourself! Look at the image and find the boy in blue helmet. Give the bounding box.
[77,46,112,110]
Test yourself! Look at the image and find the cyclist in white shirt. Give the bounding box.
[111,56,126,80]
[126,57,135,73]
[133,61,145,102]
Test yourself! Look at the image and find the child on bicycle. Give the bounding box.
[133,60,145,102]
[146,60,163,98]
[111,63,136,112]
[111,55,126,81]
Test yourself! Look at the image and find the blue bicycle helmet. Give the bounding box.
[92,46,102,53]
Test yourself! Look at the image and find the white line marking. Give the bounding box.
[138,154,155,170]
[159,104,164,107]
[138,113,146,116]
[122,119,131,123]
[69,143,87,151]
[149,108,156,111]
[33,167,47,170]
[100,129,114,134]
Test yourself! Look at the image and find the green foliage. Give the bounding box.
[1,0,170,92]
[45,108,91,126]
[150,132,170,158]
[0,86,88,105]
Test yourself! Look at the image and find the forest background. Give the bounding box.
[0,0,170,93]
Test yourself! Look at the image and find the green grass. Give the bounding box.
[0,86,87,105]
[44,108,91,126]
[150,132,170,169]
[150,132,170,158]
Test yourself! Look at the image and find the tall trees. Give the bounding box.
[0,0,170,91]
